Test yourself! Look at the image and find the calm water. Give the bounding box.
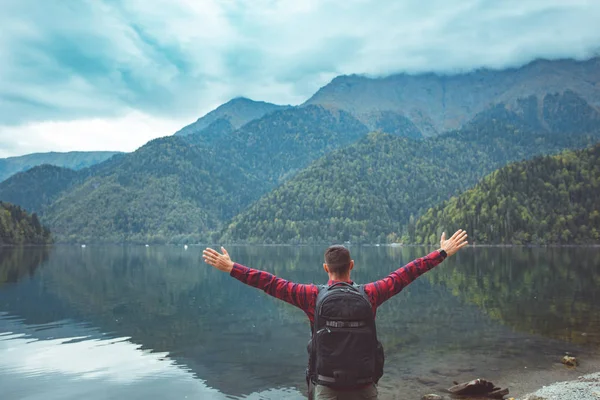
[1,245,599,400]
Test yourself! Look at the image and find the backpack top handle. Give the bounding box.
[326,281,358,290]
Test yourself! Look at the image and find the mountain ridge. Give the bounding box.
[304,56,600,136]
[0,151,120,183]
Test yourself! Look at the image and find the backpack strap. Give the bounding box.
[312,284,328,333]
[358,285,372,308]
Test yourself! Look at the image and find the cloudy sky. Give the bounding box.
[1,0,599,157]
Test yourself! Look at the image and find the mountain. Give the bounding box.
[305,57,600,136]
[42,136,263,244]
[0,151,120,183]
[0,201,52,245]
[414,143,600,245]
[188,105,370,184]
[174,97,288,137]
[4,58,600,244]
[3,106,371,243]
[44,107,369,242]
[0,165,80,214]
[220,93,600,244]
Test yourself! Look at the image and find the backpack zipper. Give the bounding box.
[316,327,331,335]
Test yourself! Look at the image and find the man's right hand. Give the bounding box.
[440,229,468,257]
[203,247,234,273]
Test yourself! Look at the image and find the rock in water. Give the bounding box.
[562,355,578,367]
[448,378,509,398]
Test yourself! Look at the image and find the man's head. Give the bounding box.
[323,245,354,279]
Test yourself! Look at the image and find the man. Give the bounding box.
[203,229,468,399]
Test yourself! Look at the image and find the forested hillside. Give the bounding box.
[221,95,600,244]
[414,143,600,245]
[0,165,80,214]
[0,202,52,245]
[42,136,263,244]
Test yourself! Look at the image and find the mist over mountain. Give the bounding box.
[305,57,600,136]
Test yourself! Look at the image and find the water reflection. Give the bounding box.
[0,246,50,285]
[0,245,599,399]
[427,247,600,346]
[0,313,304,399]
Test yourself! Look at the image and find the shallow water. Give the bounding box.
[1,245,599,399]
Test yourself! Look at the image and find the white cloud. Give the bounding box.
[0,111,185,157]
[1,0,599,156]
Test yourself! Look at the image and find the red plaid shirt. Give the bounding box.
[230,250,446,324]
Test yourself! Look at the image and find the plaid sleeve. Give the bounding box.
[363,250,446,307]
[230,263,317,312]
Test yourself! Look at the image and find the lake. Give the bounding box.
[1,245,599,399]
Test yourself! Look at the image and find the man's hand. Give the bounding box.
[203,247,234,273]
[440,229,468,257]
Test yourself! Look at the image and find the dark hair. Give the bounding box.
[324,245,351,275]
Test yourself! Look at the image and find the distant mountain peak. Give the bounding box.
[226,96,269,105]
[174,97,289,137]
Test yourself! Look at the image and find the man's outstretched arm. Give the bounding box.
[203,247,316,311]
[365,229,469,307]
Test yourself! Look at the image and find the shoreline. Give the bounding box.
[519,371,600,400]
[374,346,600,400]
[18,242,600,248]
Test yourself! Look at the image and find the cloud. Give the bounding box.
[1,0,599,156]
[0,110,182,158]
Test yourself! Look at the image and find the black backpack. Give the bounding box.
[307,282,384,389]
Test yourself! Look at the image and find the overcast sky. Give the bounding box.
[1,0,599,157]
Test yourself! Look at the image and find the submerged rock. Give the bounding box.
[422,394,444,400]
